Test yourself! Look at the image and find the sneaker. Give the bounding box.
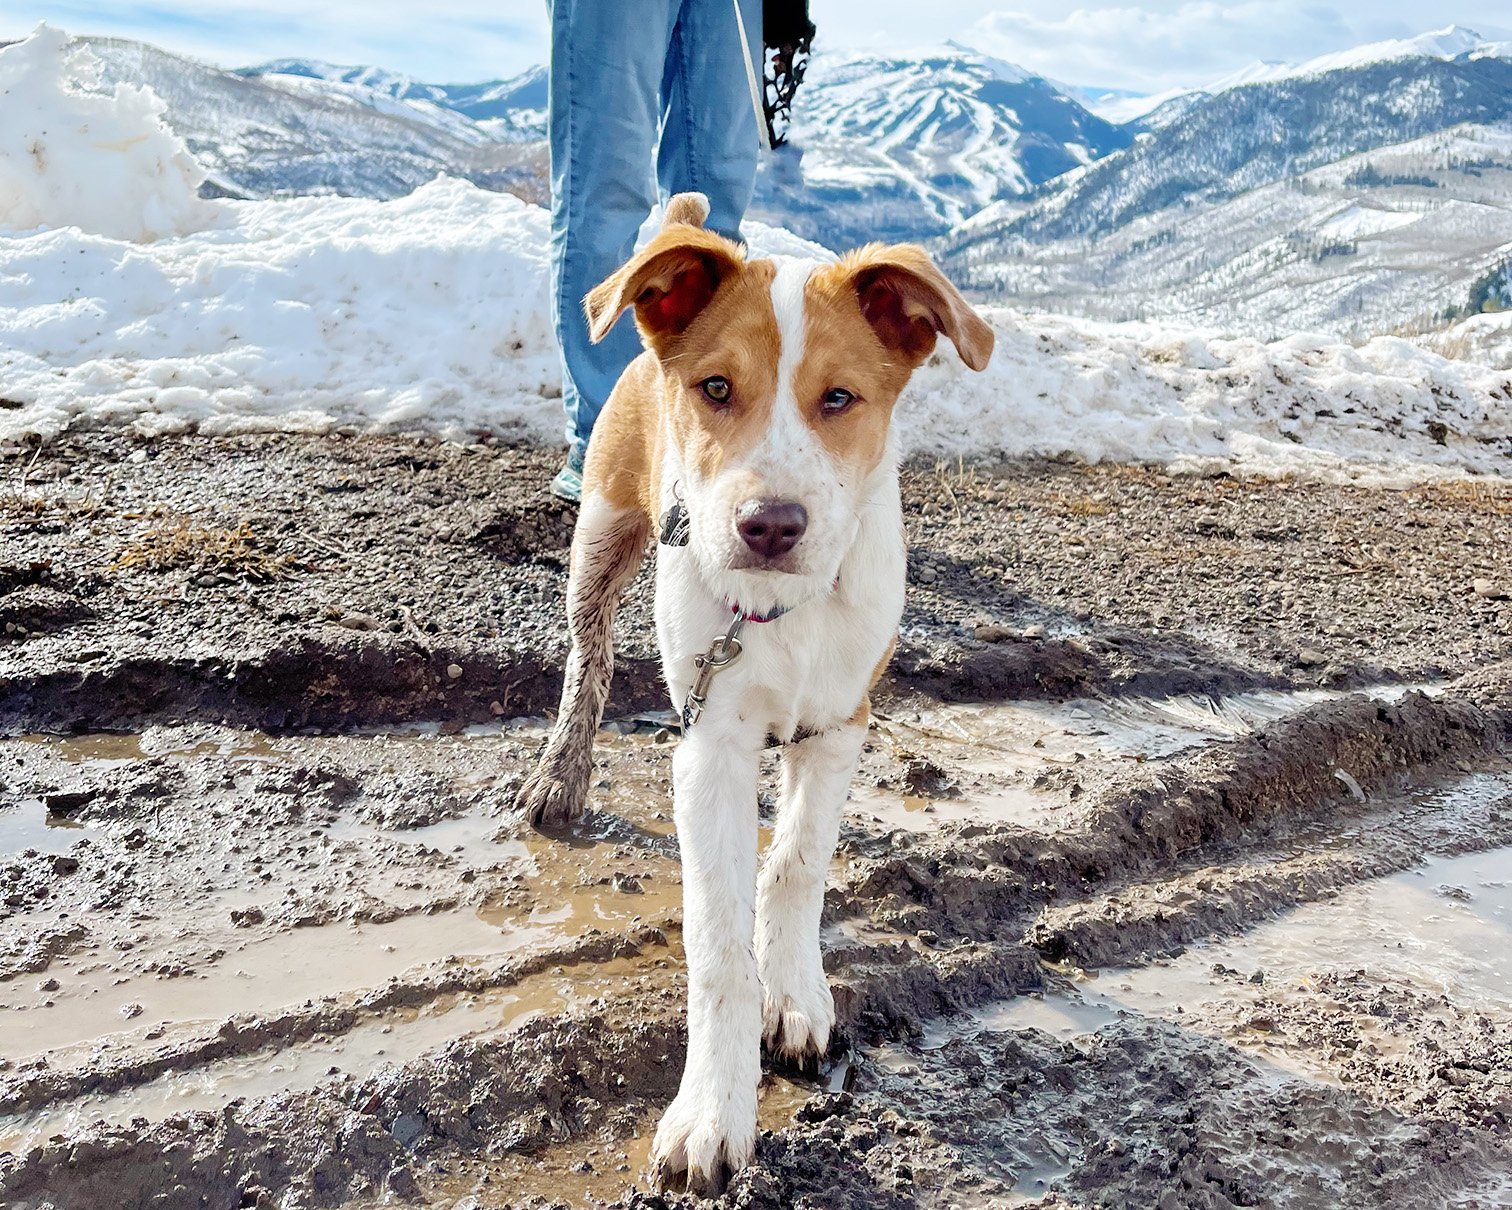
[550,450,585,503]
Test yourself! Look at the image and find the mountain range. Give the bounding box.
[81,37,545,202]
[75,26,1512,342]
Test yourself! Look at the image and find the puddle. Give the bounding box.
[921,780,1512,1089]
[856,687,1357,833]
[0,951,660,1157]
[0,719,691,1162]
[1101,841,1512,1031]
[1,797,684,1068]
[0,908,558,1063]
[323,811,531,867]
[0,801,101,856]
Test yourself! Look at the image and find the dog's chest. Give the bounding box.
[655,551,903,740]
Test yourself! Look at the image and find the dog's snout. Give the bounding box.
[736,499,808,559]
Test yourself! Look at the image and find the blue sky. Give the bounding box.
[5,1,1509,90]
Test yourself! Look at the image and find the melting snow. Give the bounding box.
[0,25,219,242]
[0,23,1507,485]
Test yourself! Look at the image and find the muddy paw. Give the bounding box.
[648,1087,756,1197]
[762,980,837,1070]
[513,766,586,830]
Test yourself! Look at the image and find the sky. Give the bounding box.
[4,1,1510,92]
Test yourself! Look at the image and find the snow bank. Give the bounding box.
[1,173,1508,482]
[0,178,558,441]
[900,315,1511,482]
[0,24,217,241]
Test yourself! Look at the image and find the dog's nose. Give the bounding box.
[736,499,808,559]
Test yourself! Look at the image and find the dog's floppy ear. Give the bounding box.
[583,216,742,350]
[840,244,994,371]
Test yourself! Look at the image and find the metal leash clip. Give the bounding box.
[682,615,746,731]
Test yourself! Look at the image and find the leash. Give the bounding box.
[683,613,747,731]
[731,0,773,153]
[662,497,828,729]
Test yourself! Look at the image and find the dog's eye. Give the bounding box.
[699,376,732,406]
[820,387,855,414]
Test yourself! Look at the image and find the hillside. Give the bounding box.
[244,45,1133,249]
[744,47,1130,245]
[940,124,1512,339]
[84,37,544,201]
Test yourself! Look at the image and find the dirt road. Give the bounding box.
[2,433,1510,1209]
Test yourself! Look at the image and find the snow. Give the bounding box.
[898,315,1510,483]
[1103,26,1512,121]
[1315,204,1421,240]
[0,25,218,242]
[1195,25,1512,96]
[1203,60,1291,93]
[1,173,1506,483]
[1291,25,1486,79]
[0,35,1506,485]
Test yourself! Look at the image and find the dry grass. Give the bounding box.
[1404,478,1512,516]
[0,490,106,521]
[113,517,302,580]
[1061,495,1111,518]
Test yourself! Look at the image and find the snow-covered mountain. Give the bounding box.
[938,46,1512,338]
[745,46,1131,245]
[1088,25,1509,125]
[82,37,545,202]
[241,59,547,142]
[1209,25,1495,93]
[241,44,1131,248]
[52,26,1512,343]
[942,124,1512,340]
[116,39,1129,246]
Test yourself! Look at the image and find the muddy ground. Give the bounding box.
[1,432,1511,1210]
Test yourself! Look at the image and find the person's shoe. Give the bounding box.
[550,450,585,504]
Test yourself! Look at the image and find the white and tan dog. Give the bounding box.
[516,193,992,1194]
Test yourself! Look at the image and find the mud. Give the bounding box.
[4,434,1511,735]
[3,432,1512,1209]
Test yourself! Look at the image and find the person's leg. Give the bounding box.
[548,0,675,475]
[656,0,763,243]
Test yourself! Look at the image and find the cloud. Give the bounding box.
[966,2,1361,90]
[3,1,547,79]
[8,0,1508,89]
[821,1,1512,93]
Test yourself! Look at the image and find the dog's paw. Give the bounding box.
[648,1084,756,1197]
[761,971,836,1069]
[513,766,586,830]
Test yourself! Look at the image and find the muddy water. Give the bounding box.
[0,952,659,1157]
[932,773,1512,1073]
[2,684,1498,1208]
[855,687,1362,832]
[0,722,686,1149]
[0,802,100,856]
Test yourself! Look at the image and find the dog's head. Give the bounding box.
[585,192,993,614]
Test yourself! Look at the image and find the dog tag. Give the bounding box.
[658,502,690,547]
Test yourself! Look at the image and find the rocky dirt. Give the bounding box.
[2,432,1511,1210]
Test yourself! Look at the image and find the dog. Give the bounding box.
[515,192,993,1194]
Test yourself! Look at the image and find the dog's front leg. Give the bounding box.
[755,720,867,1067]
[651,719,763,1195]
[516,497,648,828]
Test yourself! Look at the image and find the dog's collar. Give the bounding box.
[724,579,836,624]
[725,597,794,624]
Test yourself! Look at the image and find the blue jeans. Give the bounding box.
[548,0,763,462]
